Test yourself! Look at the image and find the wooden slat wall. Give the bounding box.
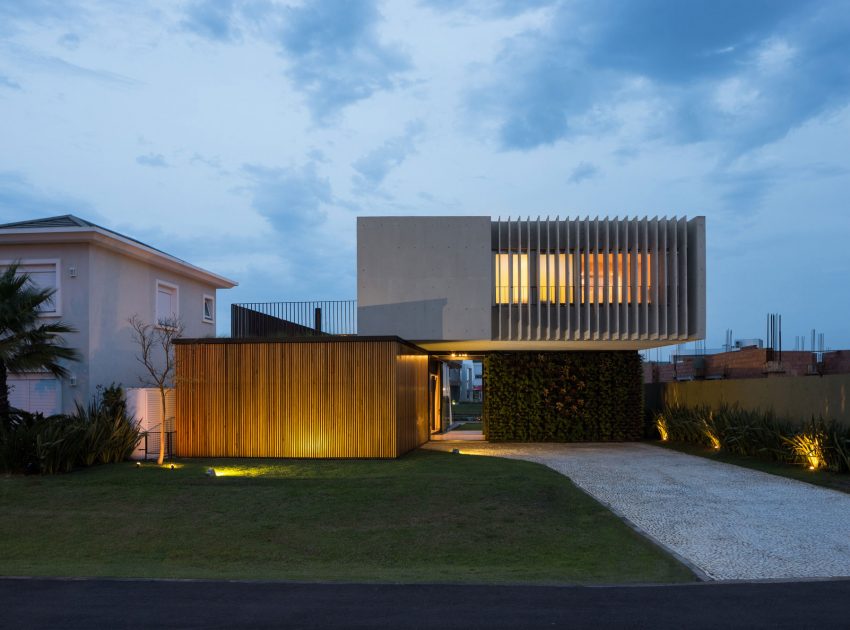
[395,348,430,454]
[175,339,429,459]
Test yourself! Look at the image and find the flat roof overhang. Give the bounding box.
[411,338,703,352]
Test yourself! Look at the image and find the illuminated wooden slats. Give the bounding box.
[175,339,429,459]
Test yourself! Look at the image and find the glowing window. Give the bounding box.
[538,253,573,304]
[579,253,651,304]
[494,253,528,304]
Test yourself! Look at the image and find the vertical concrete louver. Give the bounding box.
[491,217,705,342]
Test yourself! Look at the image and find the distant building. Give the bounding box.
[0,215,237,415]
[644,346,850,383]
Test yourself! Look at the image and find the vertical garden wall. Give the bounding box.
[483,351,643,442]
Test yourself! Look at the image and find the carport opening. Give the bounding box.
[429,354,485,442]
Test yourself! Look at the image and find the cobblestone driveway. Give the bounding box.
[423,442,850,580]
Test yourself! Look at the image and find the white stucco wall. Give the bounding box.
[86,245,219,398]
[1,241,223,414]
[2,242,91,412]
[357,216,492,341]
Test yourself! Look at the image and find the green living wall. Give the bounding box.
[483,351,643,442]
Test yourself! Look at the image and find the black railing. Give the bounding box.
[231,300,357,338]
[143,430,174,461]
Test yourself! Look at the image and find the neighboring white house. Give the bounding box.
[0,215,237,415]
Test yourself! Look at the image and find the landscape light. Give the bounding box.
[656,416,669,442]
[452,448,461,455]
[136,461,141,468]
[206,467,216,477]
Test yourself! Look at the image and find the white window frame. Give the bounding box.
[202,294,215,324]
[155,279,179,328]
[0,258,62,317]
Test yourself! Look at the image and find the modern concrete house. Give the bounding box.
[357,216,706,351]
[0,215,237,415]
[177,214,706,459]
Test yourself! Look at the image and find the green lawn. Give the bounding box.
[451,401,482,417]
[455,421,483,432]
[658,441,850,495]
[0,450,694,584]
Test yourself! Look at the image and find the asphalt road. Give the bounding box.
[1,577,849,629]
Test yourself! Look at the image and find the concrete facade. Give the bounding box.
[357,216,492,341]
[0,216,236,415]
[358,215,706,351]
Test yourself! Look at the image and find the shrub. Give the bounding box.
[71,385,140,466]
[0,384,140,474]
[656,403,850,473]
[484,351,643,442]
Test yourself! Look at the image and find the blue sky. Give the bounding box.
[1,0,848,350]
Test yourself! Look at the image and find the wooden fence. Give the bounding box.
[175,337,430,458]
[646,373,850,426]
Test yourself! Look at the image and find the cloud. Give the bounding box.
[242,162,331,232]
[177,0,410,121]
[58,32,81,50]
[136,153,169,168]
[0,171,93,220]
[568,162,598,184]
[180,0,240,42]
[419,0,555,18]
[0,73,20,90]
[4,45,140,86]
[471,0,850,155]
[279,0,411,122]
[711,159,850,216]
[352,120,425,194]
[0,0,81,36]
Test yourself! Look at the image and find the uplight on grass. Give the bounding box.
[207,465,283,477]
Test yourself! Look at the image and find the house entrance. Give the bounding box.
[429,355,486,441]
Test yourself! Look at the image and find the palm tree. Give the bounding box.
[0,263,80,419]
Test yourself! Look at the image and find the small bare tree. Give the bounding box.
[129,315,184,465]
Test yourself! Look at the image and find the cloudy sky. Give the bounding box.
[1,0,848,350]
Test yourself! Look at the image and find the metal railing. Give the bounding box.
[232,300,357,338]
[143,430,174,461]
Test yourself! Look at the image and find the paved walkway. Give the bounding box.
[423,442,850,580]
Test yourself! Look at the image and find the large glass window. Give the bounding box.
[538,253,573,304]
[580,252,651,304]
[496,251,652,305]
[494,253,528,304]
